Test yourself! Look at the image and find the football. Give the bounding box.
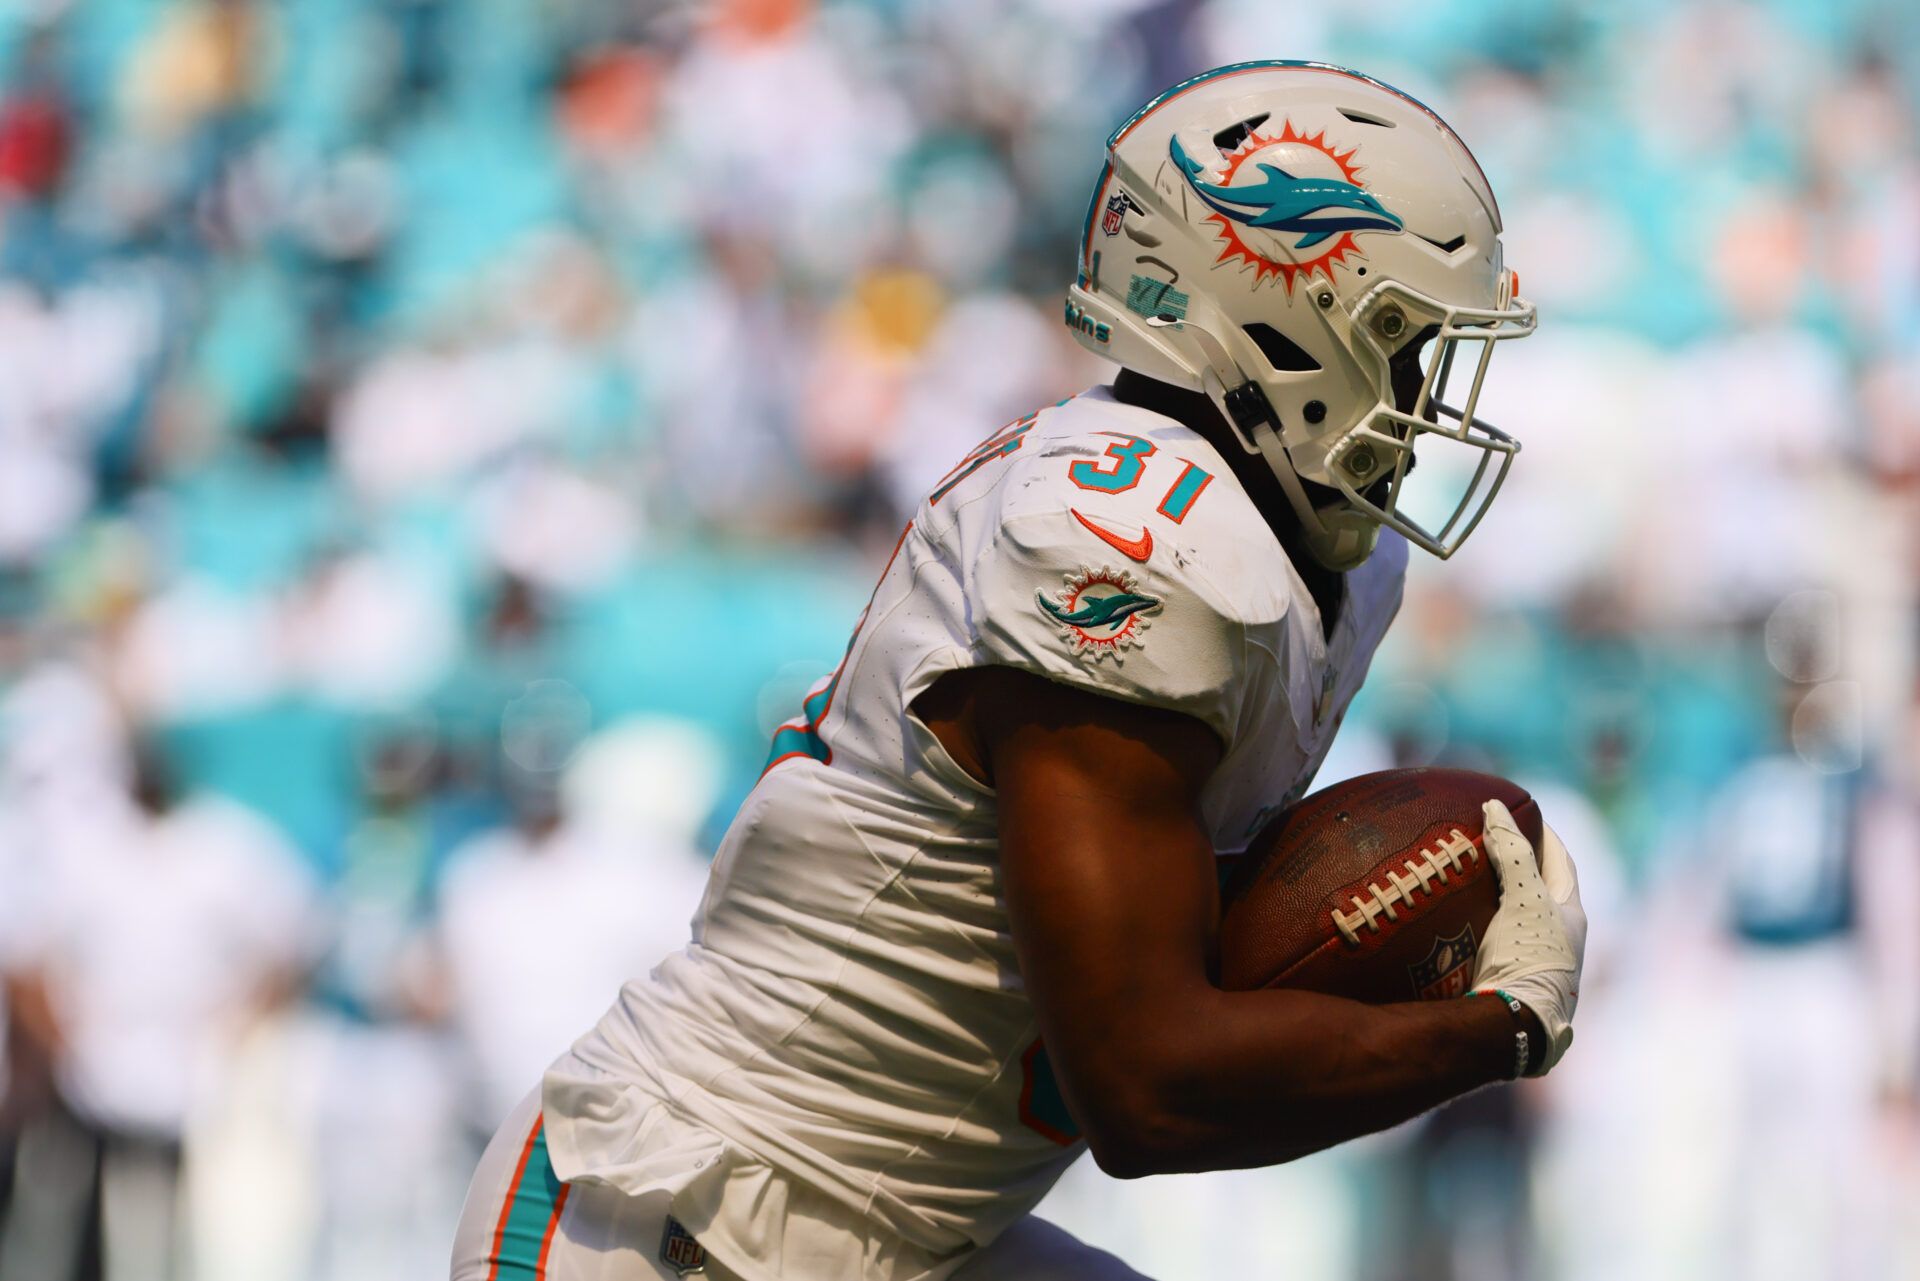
[1219,768,1544,1002]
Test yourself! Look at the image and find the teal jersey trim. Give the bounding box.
[764,674,839,770]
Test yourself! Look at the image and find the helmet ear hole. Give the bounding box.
[1242,323,1320,373]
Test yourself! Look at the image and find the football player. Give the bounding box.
[451,61,1585,1281]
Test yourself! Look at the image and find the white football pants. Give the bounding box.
[450,1088,1153,1281]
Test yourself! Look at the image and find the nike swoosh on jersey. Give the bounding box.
[1071,509,1153,562]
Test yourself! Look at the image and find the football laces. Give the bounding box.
[1331,828,1477,945]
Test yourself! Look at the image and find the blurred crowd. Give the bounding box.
[0,0,1916,1279]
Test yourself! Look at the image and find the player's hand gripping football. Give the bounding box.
[1471,799,1586,1076]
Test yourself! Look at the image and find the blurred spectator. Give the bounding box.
[428,745,712,1134]
[0,30,77,296]
[1685,614,1920,1281]
[298,726,465,1281]
[0,746,314,1281]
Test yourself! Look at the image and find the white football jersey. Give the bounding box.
[543,386,1407,1281]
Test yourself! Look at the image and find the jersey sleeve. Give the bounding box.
[968,505,1252,747]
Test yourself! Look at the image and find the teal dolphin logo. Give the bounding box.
[1171,134,1403,250]
[1037,589,1159,630]
[1039,566,1161,658]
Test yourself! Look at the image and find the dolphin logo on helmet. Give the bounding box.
[1170,134,1403,250]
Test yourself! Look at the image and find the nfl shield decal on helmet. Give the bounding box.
[660,1216,707,1275]
[1407,925,1478,1000]
[1101,191,1137,236]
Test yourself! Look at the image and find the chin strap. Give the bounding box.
[1150,315,1366,570]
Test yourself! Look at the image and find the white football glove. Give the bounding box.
[1472,798,1587,1076]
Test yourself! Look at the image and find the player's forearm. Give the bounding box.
[1084,986,1515,1176]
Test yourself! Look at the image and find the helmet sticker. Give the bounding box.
[1125,275,1188,321]
[1101,191,1138,236]
[1171,123,1404,292]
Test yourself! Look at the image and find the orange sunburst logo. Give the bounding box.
[1201,121,1376,294]
[1035,565,1160,661]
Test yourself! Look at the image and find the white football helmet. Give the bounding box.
[1065,61,1535,570]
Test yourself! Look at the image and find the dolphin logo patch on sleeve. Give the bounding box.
[1037,567,1161,661]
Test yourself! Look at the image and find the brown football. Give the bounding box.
[1219,768,1543,1002]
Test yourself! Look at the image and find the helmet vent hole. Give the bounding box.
[1211,113,1270,154]
[1242,323,1320,373]
[1416,232,1468,254]
[1338,107,1396,128]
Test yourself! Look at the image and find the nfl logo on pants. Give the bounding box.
[660,1217,707,1275]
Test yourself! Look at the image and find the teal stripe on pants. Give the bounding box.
[494,1123,565,1279]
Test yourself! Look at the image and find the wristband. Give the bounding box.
[1475,988,1531,1080]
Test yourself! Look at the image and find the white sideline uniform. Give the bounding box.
[455,386,1407,1281]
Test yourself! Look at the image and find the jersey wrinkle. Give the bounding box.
[545,385,1409,1279]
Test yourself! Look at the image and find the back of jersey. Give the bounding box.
[546,387,1406,1279]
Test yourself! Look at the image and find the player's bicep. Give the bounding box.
[975,668,1223,1156]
